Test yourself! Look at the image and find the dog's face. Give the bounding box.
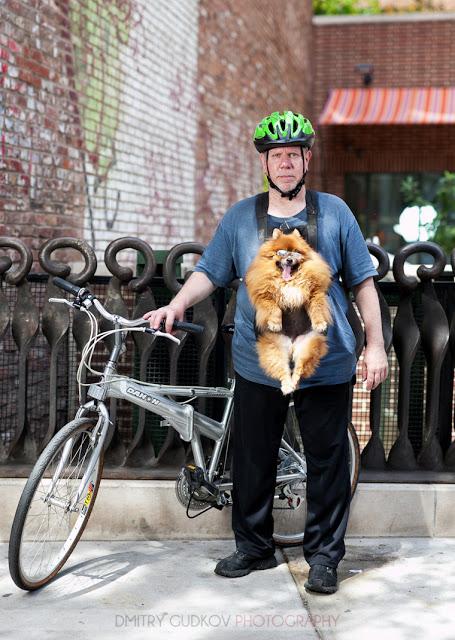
[257,228,312,283]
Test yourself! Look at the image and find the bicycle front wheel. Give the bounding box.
[273,403,360,547]
[9,417,104,590]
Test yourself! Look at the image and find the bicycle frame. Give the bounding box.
[75,319,306,495]
[105,376,235,481]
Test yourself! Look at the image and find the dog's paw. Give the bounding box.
[312,321,328,335]
[281,379,295,396]
[267,319,282,332]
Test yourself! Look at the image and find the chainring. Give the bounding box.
[175,469,215,511]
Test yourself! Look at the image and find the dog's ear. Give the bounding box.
[272,228,282,239]
[292,229,301,238]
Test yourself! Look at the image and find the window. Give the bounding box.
[345,173,441,256]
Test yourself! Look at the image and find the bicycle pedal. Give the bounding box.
[182,463,205,490]
[182,464,219,498]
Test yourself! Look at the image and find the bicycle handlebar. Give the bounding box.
[52,277,204,335]
[171,320,204,335]
[53,277,83,297]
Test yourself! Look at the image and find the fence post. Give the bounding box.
[360,244,392,470]
[0,238,35,463]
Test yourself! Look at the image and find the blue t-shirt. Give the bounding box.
[195,191,377,388]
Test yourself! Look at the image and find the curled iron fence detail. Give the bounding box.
[0,236,454,479]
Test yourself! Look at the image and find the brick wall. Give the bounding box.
[1,0,313,267]
[0,0,86,252]
[311,14,455,196]
[1,0,200,266]
[195,0,313,245]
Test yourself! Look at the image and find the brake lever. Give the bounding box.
[48,297,74,307]
[49,297,94,311]
[145,328,181,345]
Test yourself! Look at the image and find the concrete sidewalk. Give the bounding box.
[1,538,455,640]
[286,538,455,640]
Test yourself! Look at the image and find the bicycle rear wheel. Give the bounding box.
[272,402,360,547]
[9,417,104,590]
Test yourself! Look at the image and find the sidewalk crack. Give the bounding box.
[282,548,324,639]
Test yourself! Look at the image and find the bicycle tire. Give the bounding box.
[9,417,104,590]
[273,412,360,547]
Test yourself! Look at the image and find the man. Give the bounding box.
[144,110,388,594]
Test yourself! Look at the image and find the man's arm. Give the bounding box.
[352,277,389,391]
[143,271,216,333]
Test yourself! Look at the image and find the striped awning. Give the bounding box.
[319,88,455,125]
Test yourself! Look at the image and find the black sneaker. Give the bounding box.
[214,550,277,578]
[304,564,338,594]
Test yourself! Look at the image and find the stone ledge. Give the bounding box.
[313,12,455,25]
[2,480,455,541]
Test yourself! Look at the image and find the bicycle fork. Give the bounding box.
[43,402,110,512]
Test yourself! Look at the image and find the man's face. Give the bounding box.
[260,145,311,192]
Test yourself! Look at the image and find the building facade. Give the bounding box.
[311,13,455,253]
[0,0,313,264]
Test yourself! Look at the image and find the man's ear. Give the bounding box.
[272,228,282,239]
[259,152,268,174]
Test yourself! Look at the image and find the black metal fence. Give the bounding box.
[0,236,454,481]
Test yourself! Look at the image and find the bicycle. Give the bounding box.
[9,277,360,590]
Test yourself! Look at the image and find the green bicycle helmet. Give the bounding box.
[253,111,315,153]
[253,111,315,200]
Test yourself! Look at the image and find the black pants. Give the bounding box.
[232,372,352,568]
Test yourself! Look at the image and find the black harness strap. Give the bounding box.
[255,192,269,244]
[305,189,318,251]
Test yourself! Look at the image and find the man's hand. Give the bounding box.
[361,343,388,391]
[352,277,389,391]
[143,302,185,334]
[142,271,217,334]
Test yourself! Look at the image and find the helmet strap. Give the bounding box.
[265,148,307,201]
[267,173,306,200]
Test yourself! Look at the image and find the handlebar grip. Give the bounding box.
[172,320,204,335]
[52,277,82,297]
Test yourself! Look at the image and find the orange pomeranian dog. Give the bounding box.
[245,228,332,395]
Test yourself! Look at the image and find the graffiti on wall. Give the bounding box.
[66,0,200,259]
[68,0,138,247]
